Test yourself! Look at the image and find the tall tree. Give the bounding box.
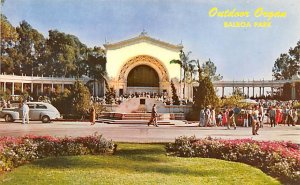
[86,47,106,78]
[170,80,180,105]
[193,59,219,111]
[194,77,219,108]
[183,62,195,83]
[71,81,91,117]
[46,30,87,77]
[272,41,300,80]
[281,83,292,100]
[0,15,19,74]
[14,21,46,76]
[202,59,223,81]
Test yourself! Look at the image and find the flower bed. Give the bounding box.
[166,136,300,185]
[0,134,116,172]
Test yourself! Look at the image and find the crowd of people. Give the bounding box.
[199,101,299,135]
[91,92,193,105]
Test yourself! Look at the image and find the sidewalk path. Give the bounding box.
[0,120,299,144]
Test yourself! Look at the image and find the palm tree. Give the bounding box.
[186,63,197,83]
[170,50,193,99]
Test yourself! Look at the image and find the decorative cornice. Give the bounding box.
[104,34,183,52]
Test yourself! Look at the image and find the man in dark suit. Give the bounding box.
[148,104,159,127]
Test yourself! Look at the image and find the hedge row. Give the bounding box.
[166,136,300,185]
[0,134,116,171]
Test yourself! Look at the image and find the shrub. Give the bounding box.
[166,136,300,185]
[0,134,116,172]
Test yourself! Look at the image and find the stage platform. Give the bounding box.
[99,112,185,121]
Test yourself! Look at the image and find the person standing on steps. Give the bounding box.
[148,104,159,127]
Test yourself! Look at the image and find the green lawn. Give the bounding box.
[0,143,280,185]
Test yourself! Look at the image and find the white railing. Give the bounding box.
[212,80,290,87]
[0,74,90,84]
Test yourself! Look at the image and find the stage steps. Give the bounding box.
[96,119,174,125]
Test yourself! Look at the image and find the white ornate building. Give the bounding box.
[104,32,185,97]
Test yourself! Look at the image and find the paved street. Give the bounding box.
[0,119,299,144]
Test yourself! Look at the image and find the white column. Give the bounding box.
[4,82,6,92]
[96,82,99,96]
[41,83,44,93]
[259,87,262,97]
[51,83,54,92]
[222,87,224,97]
[271,87,274,97]
[291,83,296,100]
[92,82,95,96]
[31,83,33,93]
[12,82,15,95]
[259,87,261,97]
[180,82,183,99]
[247,87,249,97]
[191,85,194,100]
[21,82,24,92]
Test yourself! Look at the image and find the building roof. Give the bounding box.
[103,32,183,51]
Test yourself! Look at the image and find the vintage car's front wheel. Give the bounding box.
[4,114,14,122]
[41,115,50,123]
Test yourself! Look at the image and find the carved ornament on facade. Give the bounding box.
[118,55,169,82]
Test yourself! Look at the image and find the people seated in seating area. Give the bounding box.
[90,92,194,105]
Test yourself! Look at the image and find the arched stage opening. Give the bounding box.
[116,55,170,95]
[127,65,159,87]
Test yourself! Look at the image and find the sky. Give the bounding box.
[2,0,300,81]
